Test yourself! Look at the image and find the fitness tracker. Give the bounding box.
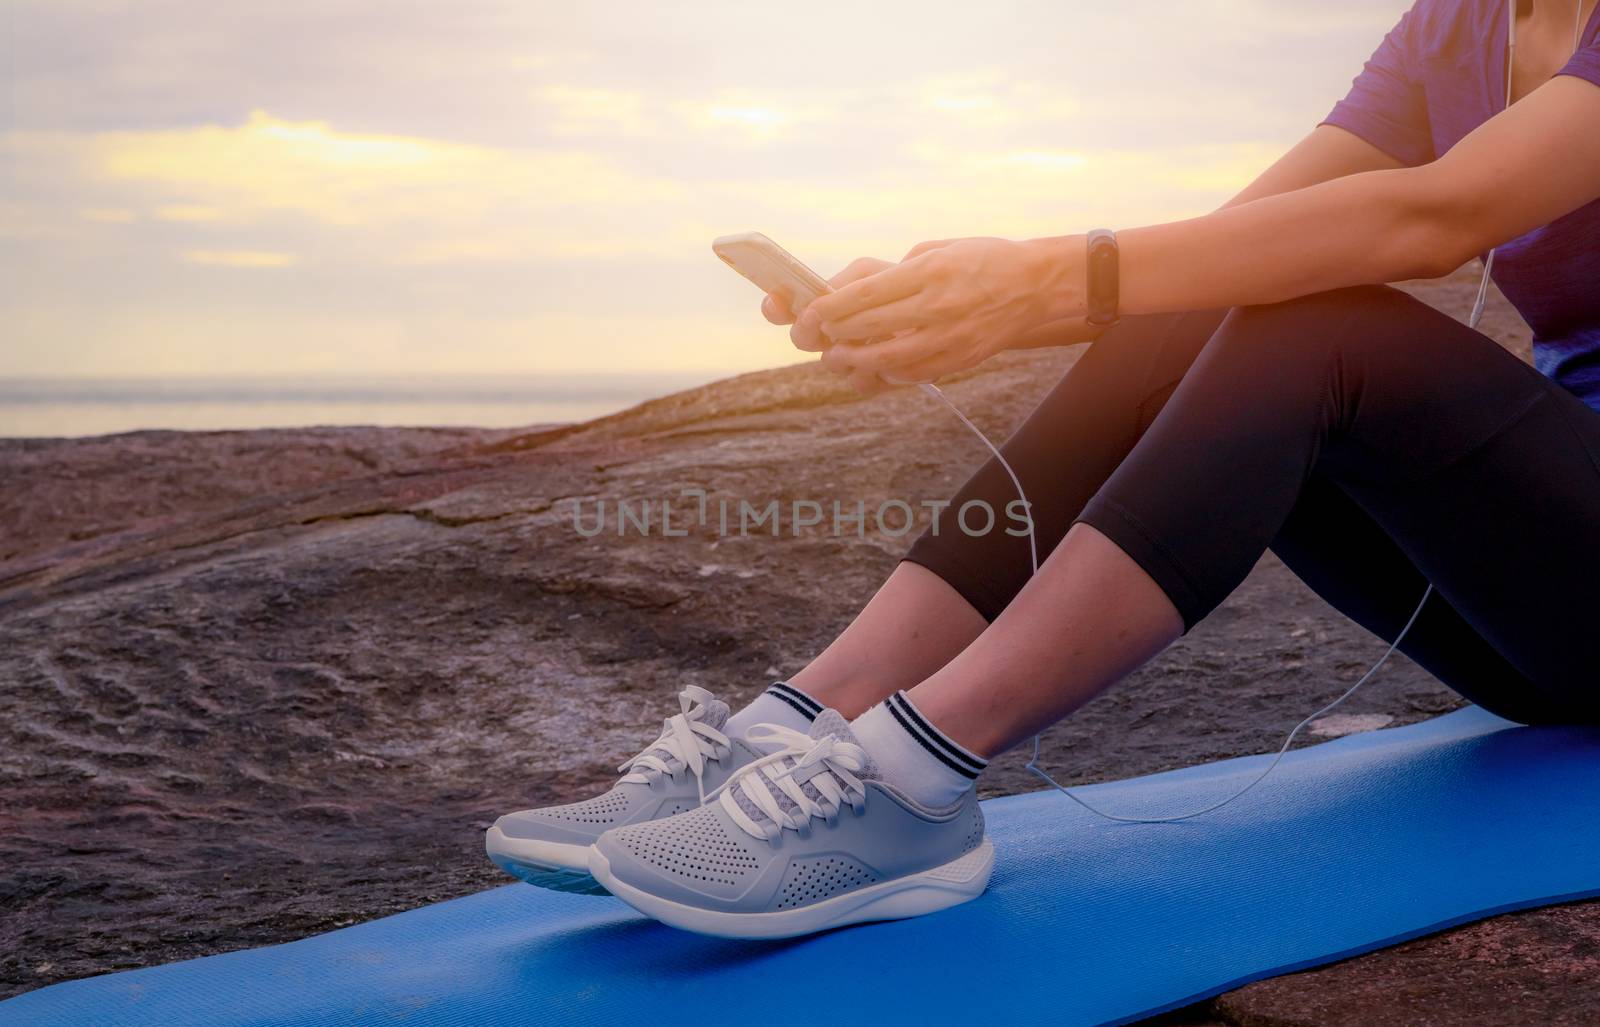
[1085,229,1120,328]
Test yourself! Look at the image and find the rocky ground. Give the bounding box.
[2,270,1594,1025]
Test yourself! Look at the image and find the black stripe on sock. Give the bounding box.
[765,688,818,722]
[886,699,980,780]
[767,682,823,715]
[890,692,987,773]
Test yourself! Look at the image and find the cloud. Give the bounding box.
[181,249,296,267]
[5,110,694,264]
[79,208,139,223]
[2,99,1285,378]
[1,0,1413,380]
[156,205,225,222]
[537,85,654,137]
[86,110,682,227]
[11,97,1276,275]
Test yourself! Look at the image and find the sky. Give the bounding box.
[1,0,1412,380]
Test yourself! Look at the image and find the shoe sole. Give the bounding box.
[590,838,994,939]
[484,826,609,896]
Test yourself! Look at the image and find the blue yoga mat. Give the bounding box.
[8,706,1599,1027]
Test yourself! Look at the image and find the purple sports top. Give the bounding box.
[1321,0,1600,411]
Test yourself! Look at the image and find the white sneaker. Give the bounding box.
[590,710,993,936]
[484,686,763,894]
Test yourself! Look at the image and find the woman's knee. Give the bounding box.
[1202,285,1405,373]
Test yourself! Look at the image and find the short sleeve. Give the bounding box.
[1320,4,1435,166]
[1555,37,1600,90]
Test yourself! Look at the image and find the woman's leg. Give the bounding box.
[786,309,1229,716]
[908,285,1600,756]
[908,520,1183,754]
[1269,476,1558,724]
[785,563,986,718]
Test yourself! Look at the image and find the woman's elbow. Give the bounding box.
[1390,244,1465,282]
[1393,171,1492,280]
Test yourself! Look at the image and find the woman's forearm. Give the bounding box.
[1028,164,1471,323]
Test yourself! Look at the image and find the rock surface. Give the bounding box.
[2,270,1592,1024]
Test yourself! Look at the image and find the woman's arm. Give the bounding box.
[1004,124,1407,350]
[1218,123,1406,210]
[1112,76,1600,318]
[808,76,1600,384]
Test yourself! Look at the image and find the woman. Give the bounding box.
[486,0,1600,937]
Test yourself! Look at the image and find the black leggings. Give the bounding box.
[904,286,1600,725]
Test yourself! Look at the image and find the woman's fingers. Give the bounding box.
[815,342,890,394]
[783,257,891,350]
[762,290,795,325]
[790,313,829,352]
[879,348,966,385]
[829,256,893,289]
[821,331,944,375]
[847,367,890,395]
[806,259,926,326]
[820,295,931,342]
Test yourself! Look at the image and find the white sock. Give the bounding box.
[850,690,987,808]
[725,682,822,737]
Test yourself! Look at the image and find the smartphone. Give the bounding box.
[711,232,832,311]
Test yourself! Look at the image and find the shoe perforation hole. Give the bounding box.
[544,790,633,824]
[617,807,760,887]
[776,856,879,909]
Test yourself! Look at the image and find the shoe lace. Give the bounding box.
[707,723,868,842]
[618,685,730,806]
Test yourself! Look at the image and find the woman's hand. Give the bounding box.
[800,236,1084,389]
[760,256,897,394]
[761,256,894,351]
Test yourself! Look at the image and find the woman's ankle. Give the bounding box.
[782,669,888,720]
[850,692,987,807]
[724,682,824,736]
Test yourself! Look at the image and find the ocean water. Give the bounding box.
[0,373,720,438]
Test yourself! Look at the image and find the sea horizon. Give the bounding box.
[0,371,724,439]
